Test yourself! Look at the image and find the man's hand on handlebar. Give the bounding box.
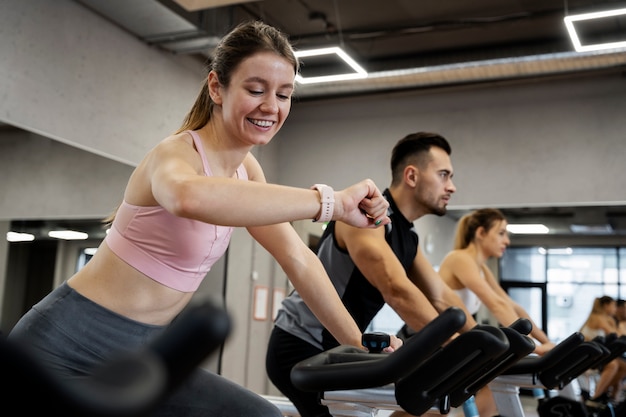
[362,332,403,353]
[385,334,403,352]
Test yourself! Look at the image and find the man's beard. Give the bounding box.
[431,204,448,217]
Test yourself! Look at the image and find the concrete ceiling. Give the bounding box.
[75,0,626,100]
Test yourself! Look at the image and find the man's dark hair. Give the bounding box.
[390,132,451,184]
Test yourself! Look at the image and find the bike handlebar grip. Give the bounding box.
[149,298,232,390]
[597,335,626,364]
[539,341,605,389]
[395,325,510,416]
[509,318,532,335]
[448,324,536,407]
[500,331,609,389]
[503,331,584,375]
[3,297,231,417]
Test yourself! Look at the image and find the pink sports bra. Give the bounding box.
[105,130,248,292]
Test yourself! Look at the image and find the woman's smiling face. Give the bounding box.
[211,51,296,146]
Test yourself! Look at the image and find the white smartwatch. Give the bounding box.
[311,184,335,223]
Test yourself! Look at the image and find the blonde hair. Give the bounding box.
[579,295,616,332]
[592,296,615,314]
[453,208,506,250]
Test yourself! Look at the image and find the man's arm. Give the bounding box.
[406,247,477,332]
[336,222,458,333]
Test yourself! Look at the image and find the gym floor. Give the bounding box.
[520,394,541,417]
[373,394,540,417]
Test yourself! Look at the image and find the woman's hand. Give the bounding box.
[337,179,390,228]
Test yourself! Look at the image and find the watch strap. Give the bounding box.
[311,184,334,223]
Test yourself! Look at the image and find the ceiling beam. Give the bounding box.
[173,0,259,12]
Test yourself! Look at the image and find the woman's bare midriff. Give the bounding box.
[67,242,194,326]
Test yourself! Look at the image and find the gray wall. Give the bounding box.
[279,74,626,209]
[0,130,133,219]
[2,0,626,397]
[0,0,201,166]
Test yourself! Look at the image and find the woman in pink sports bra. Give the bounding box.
[8,20,400,417]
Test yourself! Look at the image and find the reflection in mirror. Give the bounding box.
[447,204,626,246]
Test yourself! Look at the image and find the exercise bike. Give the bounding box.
[289,307,535,416]
[491,333,626,417]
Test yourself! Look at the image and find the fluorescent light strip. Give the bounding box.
[48,230,89,240]
[6,232,35,242]
[564,8,626,52]
[547,247,573,255]
[506,224,549,234]
[295,47,368,84]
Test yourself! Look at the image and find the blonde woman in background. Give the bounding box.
[579,295,626,409]
[438,208,555,417]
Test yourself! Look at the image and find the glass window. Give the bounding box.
[547,247,618,285]
[547,283,605,342]
[367,303,403,334]
[501,246,623,342]
[620,248,626,296]
[76,247,97,272]
[500,247,546,282]
[508,287,543,326]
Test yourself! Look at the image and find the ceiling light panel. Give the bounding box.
[6,232,35,242]
[48,230,89,240]
[564,7,626,52]
[295,47,367,84]
[507,224,550,234]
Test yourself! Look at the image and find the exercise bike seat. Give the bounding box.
[2,297,231,417]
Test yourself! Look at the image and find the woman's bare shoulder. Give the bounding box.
[242,152,265,181]
[439,250,474,276]
[442,249,472,264]
[159,131,194,147]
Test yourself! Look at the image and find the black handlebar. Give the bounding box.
[292,313,614,415]
[3,298,231,417]
[508,317,533,335]
[587,334,626,370]
[291,306,467,392]
[395,322,514,415]
[447,320,535,407]
[292,312,540,416]
[502,331,607,389]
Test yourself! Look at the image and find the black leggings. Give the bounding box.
[9,283,282,417]
[266,327,330,417]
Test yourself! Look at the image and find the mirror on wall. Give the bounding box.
[446,204,626,246]
[6,204,626,246]
[7,219,108,243]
